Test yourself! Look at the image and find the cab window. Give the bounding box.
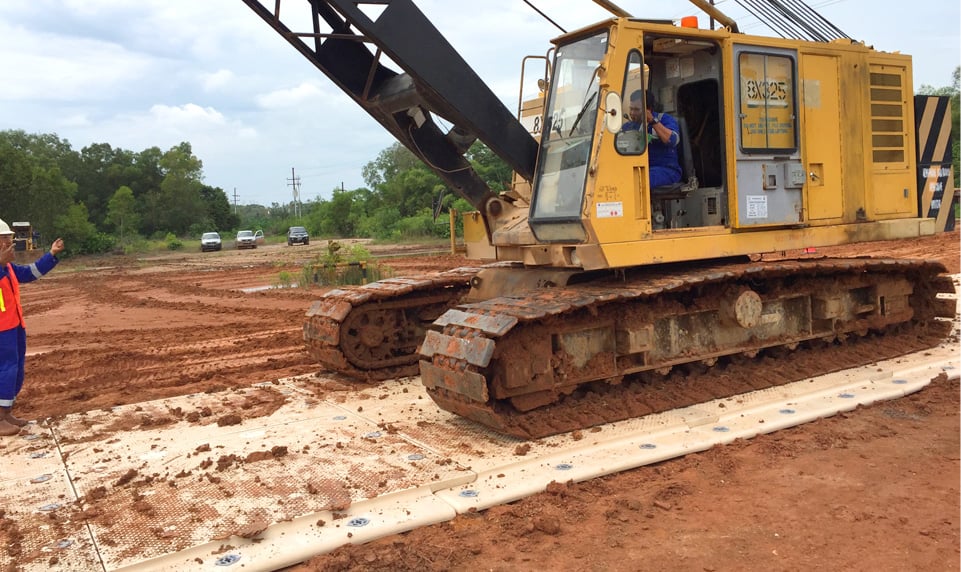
[614,49,647,156]
[738,52,797,153]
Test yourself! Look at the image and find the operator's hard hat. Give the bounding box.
[0,219,12,236]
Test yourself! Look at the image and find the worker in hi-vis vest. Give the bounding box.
[0,219,64,436]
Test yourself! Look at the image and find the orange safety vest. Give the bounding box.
[0,264,25,331]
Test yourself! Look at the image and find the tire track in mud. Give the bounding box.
[18,267,325,419]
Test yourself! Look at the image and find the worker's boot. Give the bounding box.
[1,406,28,428]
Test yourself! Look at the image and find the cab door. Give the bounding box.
[732,46,805,228]
[800,53,844,221]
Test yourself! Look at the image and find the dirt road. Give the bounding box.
[5,231,960,571]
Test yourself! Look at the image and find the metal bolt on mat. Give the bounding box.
[56,540,73,549]
[639,443,657,449]
[215,554,241,566]
[555,463,574,471]
[39,503,61,512]
[838,393,856,398]
[29,452,47,458]
[893,379,908,385]
[22,434,40,441]
[364,431,382,438]
[459,489,479,498]
[780,409,796,414]
[333,415,346,420]
[347,517,370,527]
[713,426,730,433]
[407,453,425,460]
[30,474,52,484]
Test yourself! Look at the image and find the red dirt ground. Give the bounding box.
[6,231,960,571]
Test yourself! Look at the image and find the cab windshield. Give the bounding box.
[529,30,608,242]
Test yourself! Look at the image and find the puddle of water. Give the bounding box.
[239,284,299,293]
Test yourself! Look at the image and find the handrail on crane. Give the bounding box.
[591,0,739,32]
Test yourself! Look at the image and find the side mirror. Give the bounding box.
[604,91,622,133]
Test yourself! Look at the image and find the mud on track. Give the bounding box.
[4,231,960,571]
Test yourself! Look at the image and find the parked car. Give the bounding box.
[200,232,222,252]
[235,230,257,249]
[287,226,309,246]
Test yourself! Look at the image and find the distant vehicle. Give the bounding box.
[11,222,37,251]
[235,230,257,249]
[287,226,309,246]
[200,232,222,252]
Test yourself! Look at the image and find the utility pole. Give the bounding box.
[287,168,302,219]
[232,187,239,214]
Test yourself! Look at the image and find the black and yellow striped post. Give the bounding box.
[914,95,956,231]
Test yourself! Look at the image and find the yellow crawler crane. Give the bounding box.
[243,0,955,437]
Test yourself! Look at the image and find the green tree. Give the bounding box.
[0,139,34,220]
[467,142,513,193]
[157,143,206,235]
[0,131,80,177]
[54,203,98,254]
[106,186,140,244]
[361,142,423,189]
[0,131,79,241]
[77,143,123,226]
[28,165,77,241]
[135,146,166,236]
[200,185,239,232]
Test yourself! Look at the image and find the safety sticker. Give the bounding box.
[596,201,623,218]
[746,195,768,219]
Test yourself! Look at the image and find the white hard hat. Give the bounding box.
[0,219,12,236]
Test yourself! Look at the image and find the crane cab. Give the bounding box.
[520,18,928,271]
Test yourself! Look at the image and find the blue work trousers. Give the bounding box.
[0,327,27,407]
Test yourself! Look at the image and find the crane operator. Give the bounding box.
[622,90,682,188]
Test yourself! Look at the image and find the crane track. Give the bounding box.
[420,258,955,438]
[303,267,481,380]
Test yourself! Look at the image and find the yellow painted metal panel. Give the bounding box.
[598,218,931,268]
[868,61,918,216]
[801,53,844,220]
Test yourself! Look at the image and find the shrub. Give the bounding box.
[276,270,293,288]
[302,240,391,286]
[165,233,183,251]
[79,232,116,255]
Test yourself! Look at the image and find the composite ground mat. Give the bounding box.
[2,322,958,571]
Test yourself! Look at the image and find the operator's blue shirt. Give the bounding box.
[622,112,682,187]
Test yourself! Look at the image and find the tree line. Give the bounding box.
[0,131,238,254]
[0,131,510,256]
[217,141,512,243]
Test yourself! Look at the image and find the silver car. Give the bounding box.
[235,230,257,249]
[200,232,222,252]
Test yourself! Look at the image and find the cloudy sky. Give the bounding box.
[1,0,957,206]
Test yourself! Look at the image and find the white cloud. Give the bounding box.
[203,69,234,92]
[149,103,226,127]
[255,82,329,109]
[0,22,152,102]
[60,114,92,129]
